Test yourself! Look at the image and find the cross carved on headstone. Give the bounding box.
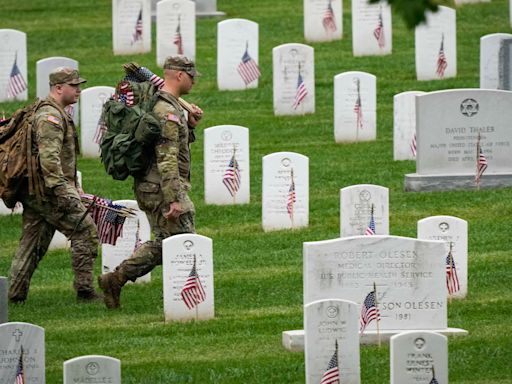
[12,328,23,342]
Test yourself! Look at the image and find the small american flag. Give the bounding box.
[118,82,135,106]
[222,149,241,197]
[360,288,380,333]
[446,244,460,295]
[354,84,363,130]
[475,134,488,184]
[15,346,25,384]
[436,35,448,78]
[429,366,439,384]
[138,67,165,89]
[322,0,337,33]
[7,54,27,99]
[98,204,126,246]
[373,9,385,49]
[180,256,206,310]
[410,133,417,157]
[320,340,340,384]
[364,204,376,235]
[292,70,308,109]
[93,116,108,144]
[237,42,261,86]
[131,9,143,45]
[174,16,184,55]
[287,169,296,219]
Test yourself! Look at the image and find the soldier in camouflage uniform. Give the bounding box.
[9,67,99,303]
[98,56,203,309]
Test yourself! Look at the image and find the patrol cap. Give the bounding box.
[163,55,200,78]
[49,67,87,86]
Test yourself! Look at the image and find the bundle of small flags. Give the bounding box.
[80,194,136,246]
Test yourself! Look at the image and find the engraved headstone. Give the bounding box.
[0,322,45,383]
[217,19,260,90]
[305,299,360,384]
[304,0,343,42]
[390,331,448,384]
[418,215,468,299]
[113,0,151,55]
[157,0,196,66]
[64,355,121,384]
[203,125,250,205]
[340,184,389,237]
[272,43,315,116]
[162,234,214,322]
[351,0,392,56]
[405,89,512,191]
[102,200,151,284]
[262,152,309,232]
[304,236,447,330]
[393,91,426,161]
[334,71,377,143]
[480,33,512,89]
[0,29,28,102]
[0,277,7,324]
[415,6,457,81]
[80,86,115,158]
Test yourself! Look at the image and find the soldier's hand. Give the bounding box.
[164,201,184,219]
[188,104,203,128]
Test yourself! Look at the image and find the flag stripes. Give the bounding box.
[131,9,143,45]
[360,289,380,332]
[322,0,337,33]
[292,72,308,109]
[237,43,261,86]
[320,340,339,384]
[223,151,241,197]
[373,11,385,49]
[446,246,460,295]
[7,55,27,99]
[180,257,206,310]
[436,36,448,78]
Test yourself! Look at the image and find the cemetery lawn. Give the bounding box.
[1,0,511,382]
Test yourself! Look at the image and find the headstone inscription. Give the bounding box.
[262,152,309,232]
[390,331,448,384]
[272,43,315,116]
[305,299,360,384]
[393,91,426,161]
[340,184,389,237]
[64,355,121,384]
[480,33,512,90]
[304,0,343,42]
[0,29,28,102]
[351,0,392,56]
[203,125,250,205]
[0,322,45,383]
[404,89,512,191]
[334,71,376,143]
[113,0,151,55]
[162,234,214,322]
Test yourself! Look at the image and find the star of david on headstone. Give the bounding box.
[460,98,479,117]
[12,328,23,342]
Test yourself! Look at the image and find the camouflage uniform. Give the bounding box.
[9,91,99,302]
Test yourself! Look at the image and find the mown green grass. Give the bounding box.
[1,0,512,382]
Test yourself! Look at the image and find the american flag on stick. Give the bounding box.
[287,168,296,220]
[292,64,308,109]
[354,78,363,130]
[436,34,448,78]
[322,0,337,33]
[15,345,25,384]
[131,9,143,45]
[360,283,380,333]
[7,53,27,99]
[237,41,261,86]
[174,15,184,55]
[429,365,439,384]
[364,204,376,236]
[446,242,460,295]
[373,8,385,49]
[180,255,206,310]
[320,339,340,384]
[138,67,165,88]
[93,115,108,144]
[475,133,488,185]
[222,146,241,197]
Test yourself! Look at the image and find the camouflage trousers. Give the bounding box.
[115,181,195,282]
[9,192,99,301]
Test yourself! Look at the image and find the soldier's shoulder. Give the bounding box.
[35,103,64,127]
[153,98,180,114]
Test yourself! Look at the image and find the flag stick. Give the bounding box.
[233,145,237,205]
[475,133,481,190]
[374,282,381,347]
[448,242,453,304]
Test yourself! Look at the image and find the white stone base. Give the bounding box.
[404,173,512,192]
[282,328,469,351]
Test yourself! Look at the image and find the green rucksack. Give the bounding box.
[99,81,162,180]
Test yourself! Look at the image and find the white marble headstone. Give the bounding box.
[194,0,225,16]
[480,33,512,90]
[390,331,448,384]
[0,200,22,215]
[157,0,196,66]
[80,86,115,158]
[340,184,388,237]
[304,0,343,42]
[272,43,315,116]
[64,355,121,384]
[415,6,457,81]
[0,277,7,324]
[262,152,309,232]
[113,0,151,55]
[162,234,214,322]
[304,236,447,330]
[393,91,426,161]
[418,215,468,299]
[0,322,45,383]
[0,29,28,102]
[334,71,377,143]
[305,299,360,384]
[351,0,392,56]
[203,125,250,205]
[217,19,260,90]
[102,200,151,284]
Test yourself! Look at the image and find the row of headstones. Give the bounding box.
[0,322,120,383]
